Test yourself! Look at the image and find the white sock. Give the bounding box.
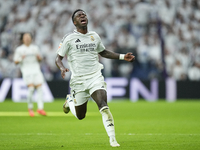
[36,86,43,110]
[100,106,116,139]
[68,96,77,118]
[27,86,34,109]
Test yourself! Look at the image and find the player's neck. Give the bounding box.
[76,26,88,34]
[24,43,31,47]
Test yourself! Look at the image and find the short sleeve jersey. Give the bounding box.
[13,44,42,75]
[57,30,105,78]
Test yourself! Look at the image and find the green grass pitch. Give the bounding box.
[0,99,200,150]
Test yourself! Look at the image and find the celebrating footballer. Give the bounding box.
[55,9,135,147]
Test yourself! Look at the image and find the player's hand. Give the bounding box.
[22,55,26,59]
[60,67,69,79]
[36,55,42,61]
[124,52,135,62]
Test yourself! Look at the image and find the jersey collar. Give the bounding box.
[74,29,89,35]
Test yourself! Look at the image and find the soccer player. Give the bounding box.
[13,33,46,117]
[55,9,135,147]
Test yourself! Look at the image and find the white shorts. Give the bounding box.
[70,71,107,106]
[22,72,44,86]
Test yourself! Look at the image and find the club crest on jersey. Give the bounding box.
[91,36,95,41]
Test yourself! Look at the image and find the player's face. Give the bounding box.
[23,33,32,46]
[74,11,88,27]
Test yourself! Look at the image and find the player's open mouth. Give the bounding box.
[81,19,87,24]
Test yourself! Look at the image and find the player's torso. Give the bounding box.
[66,32,102,77]
[67,32,99,59]
[18,45,41,73]
[21,46,37,62]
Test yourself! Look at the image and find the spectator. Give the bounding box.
[0,0,200,81]
[188,62,200,80]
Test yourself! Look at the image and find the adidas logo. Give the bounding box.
[107,123,114,127]
[75,39,81,43]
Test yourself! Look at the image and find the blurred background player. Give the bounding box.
[13,33,46,117]
[55,9,135,147]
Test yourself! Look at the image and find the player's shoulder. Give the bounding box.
[61,32,74,43]
[89,31,99,36]
[89,31,101,38]
[30,44,38,48]
[15,44,24,51]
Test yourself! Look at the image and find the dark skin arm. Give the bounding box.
[99,50,135,62]
[55,54,69,79]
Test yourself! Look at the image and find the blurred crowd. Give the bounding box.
[0,0,200,81]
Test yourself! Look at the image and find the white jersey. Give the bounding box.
[57,30,105,79]
[13,44,42,75]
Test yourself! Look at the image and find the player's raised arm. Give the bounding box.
[55,54,69,79]
[99,50,135,62]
